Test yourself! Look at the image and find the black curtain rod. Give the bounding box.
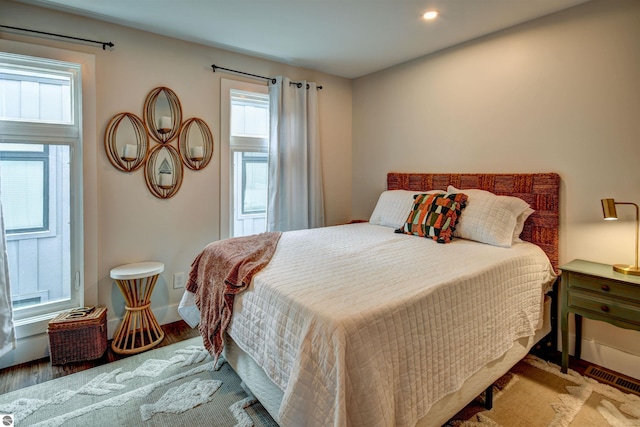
[212,65,276,84]
[0,25,114,50]
[211,64,323,90]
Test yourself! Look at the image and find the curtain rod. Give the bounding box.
[0,25,114,50]
[211,64,323,90]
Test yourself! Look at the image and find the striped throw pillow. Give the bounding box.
[396,193,468,243]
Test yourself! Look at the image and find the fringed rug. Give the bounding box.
[0,337,278,427]
[446,354,640,426]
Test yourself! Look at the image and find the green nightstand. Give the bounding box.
[560,259,640,373]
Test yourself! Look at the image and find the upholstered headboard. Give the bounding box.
[387,172,560,273]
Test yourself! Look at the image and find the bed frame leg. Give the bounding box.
[484,385,493,410]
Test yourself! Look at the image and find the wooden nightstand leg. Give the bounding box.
[550,279,559,351]
[561,311,569,373]
[574,314,582,360]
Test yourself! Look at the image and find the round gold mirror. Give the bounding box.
[143,87,182,143]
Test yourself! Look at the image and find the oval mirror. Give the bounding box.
[144,144,183,199]
[144,87,182,143]
[179,118,214,170]
[104,112,148,172]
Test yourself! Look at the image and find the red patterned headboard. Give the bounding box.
[387,172,560,272]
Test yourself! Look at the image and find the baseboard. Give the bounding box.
[565,333,640,381]
[0,333,50,370]
[0,303,185,370]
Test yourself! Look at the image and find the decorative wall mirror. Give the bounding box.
[143,87,182,143]
[144,144,183,199]
[106,86,213,199]
[104,112,148,172]
[179,118,214,170]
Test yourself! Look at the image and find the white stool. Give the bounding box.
[109,261,165,354]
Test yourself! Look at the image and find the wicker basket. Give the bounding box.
[47,306,108,365]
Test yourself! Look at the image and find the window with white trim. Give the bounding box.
[221,80,269,238]
[0,52,83,320]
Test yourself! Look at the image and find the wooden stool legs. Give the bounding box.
[111,274,164,354]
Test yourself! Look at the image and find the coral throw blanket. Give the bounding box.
[186,232,282,361]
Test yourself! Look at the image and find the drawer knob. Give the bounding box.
[601,284,610,292]
[601,305,610,312]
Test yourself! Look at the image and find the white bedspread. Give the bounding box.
[205,223,555,426]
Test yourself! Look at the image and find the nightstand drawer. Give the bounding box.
[568,291,640,327]
[568,274,640,303]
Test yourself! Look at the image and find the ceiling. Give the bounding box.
[15,0,590,79]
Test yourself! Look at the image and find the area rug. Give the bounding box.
[0,337,278,427]
[446,354,640,426]
[1,339,639,427]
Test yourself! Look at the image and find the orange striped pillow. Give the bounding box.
[396,193,468,243]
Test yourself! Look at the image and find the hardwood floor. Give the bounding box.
[0,320,200,395]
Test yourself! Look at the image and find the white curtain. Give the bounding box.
[267,76,324,232]
[0,176,16,358]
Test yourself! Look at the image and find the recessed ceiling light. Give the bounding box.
[423,10,439,20]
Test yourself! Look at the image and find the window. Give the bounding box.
[239,152,268,215]
[0,52,83,321]
[1,144,49,234]
[221,80,269,238]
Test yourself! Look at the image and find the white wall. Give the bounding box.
[352,0,640,379]
[0,0,352,367]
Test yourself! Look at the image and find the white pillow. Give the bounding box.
[447,185,533,247]
[513,207,535,243]
[369,190,442,229]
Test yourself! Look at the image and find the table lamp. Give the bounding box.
[601,198,640,276]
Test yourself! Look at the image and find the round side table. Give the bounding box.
[109,261,165,354]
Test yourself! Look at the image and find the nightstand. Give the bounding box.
[560,259,640,373]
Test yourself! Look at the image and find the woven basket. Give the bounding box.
[47,307,108,365]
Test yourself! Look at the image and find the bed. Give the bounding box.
[181,172,560,427]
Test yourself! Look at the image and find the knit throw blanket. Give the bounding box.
[186,232,282,362]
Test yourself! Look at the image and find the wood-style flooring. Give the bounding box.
[0,320,199,395]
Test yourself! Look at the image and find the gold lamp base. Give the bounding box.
[613,264,640,276]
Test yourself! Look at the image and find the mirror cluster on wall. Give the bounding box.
[104,87,214,199]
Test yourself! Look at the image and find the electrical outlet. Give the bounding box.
[173,272,185,289]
